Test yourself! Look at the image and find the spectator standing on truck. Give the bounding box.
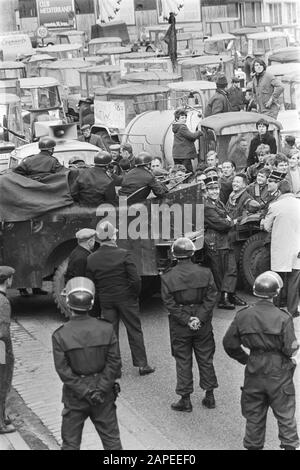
[0,266,16,434]
[78,124,106,150]
[227,76,244,112]
[204,75,231,117]
[86,221,155,377]
[52,277,122,450]
[13,137,64,181]
[161,237,218,412]
[172,108,202,172]
[70,151,116,207]
[223,270,299,451]
[251,58,284,119]
[247,119,277,167]
[246,168,270,205]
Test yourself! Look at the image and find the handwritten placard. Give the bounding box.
[94,100,126,129]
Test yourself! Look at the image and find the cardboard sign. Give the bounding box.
[94,101,126,130]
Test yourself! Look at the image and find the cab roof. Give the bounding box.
[19,77,59,87]
[40,59,93,70]
[267,63,300,77]
[105,83,169,96]
[268,46,300,63]
[85,65,120,73]
[200,112,282,134]
[179,55,233,66]
[89,37,122,45]
[0,93,20,104]
[0,61,26,70]
[36,44,83,52]
[167,80,216,91]
[123,71,182,81]
[96,46,132,55]
[26,54,56,63]
[247,31,288,40]
[230,27,258,36]
[204,33,236,41]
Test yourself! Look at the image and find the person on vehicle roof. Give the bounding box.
[204,74,232,118]
[247,118,277,167]
[251,58,284,119]
[13,137,64,181]
[172,108,202,172]
[227,76,244,112]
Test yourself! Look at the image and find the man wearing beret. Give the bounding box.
[0,266,16,434]
[78,124,106,150]
[65,229,96,284]
[204,74,232,117]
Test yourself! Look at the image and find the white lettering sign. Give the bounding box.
[94,101,126,130]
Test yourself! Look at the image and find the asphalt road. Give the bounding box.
[10,289,300,451]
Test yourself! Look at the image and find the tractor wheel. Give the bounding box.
[96,130,115,151]
[53,258,70,318]
[239,232,270,291]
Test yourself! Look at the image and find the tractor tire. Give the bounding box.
[53,258,70,318]
[96,130,115,151]
[239,232,270,292]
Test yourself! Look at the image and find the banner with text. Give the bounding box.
[94,101,126,129]
[37,0,76,29]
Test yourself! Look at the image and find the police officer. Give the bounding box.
[13,137,64,180]
[119,152,168,202]
[0,266,16,434]
[161,238,218,412]
[52,277,122,450]
[86,221,155,376]
[204,176,246,309]
[223,271,299,450]
[65,229,96,284]
[70,151,116,207]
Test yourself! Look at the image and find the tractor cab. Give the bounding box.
[246,31,289,62]
[88,37,122,56]
[79,65,122,98]
[36,43,84,60]
[282,71,300,111]
[0,61,26,80]
[0,93,24,165]
[230,28,258,57]
[271,23,300,45]
[268,46,300,65]
[23,53,56,77]
[199,112,282,164]
[55,30,87,48]
[96,46,132,65]
[19,77,66,141]
[167,80,216,112]
[119,56,173,77]
[178,55,234,83]
[122,70,182,86]
[204,33,237,56]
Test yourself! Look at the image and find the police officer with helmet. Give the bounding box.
[223,271,299,450]
[161,237,218,412]
[119,151,168,202]
[13,137,64,180]
[70,151,116,206]
[52,277,122,450]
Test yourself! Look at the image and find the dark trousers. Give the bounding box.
[100,298,148,367]
[0,350,14,422]
[207,248,237,293]
[61,396,122,450]
[169,317,218,396]
[173,158,193,172]
[274,270,300,316]
[241,369,299,450]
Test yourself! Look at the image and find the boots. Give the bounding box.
[202,390,215,409]
[218,292,235,310]
[0,404,15,434]
[228,293,247,306]
[171,395,192,412]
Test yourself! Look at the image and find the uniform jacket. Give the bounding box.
[70,166,116,207]
[65,245,91,284]
[119,166,168,200]
[78,133,105,150]
[204,198,234,251]
[161,260,217,325]
[52,315,121,407]
[172,122,202,161]
[86,243,141,303]
[247,133,277,167]
[252,71,284,119]
[246,182,269,204]
[13,151,64,179]
[226,189,252,221]
[227,86,244,111]
[263,193,300,272]
[204,89,232,117]
[223,300,298,374]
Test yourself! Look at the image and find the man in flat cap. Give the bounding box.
[204,75,231,117]
[227,76,244,112]
[78,124,106,150]
[65,229,96,284]
[0,266,16,434]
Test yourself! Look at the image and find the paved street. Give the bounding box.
[8,289,300,450]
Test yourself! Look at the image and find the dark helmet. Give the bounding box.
[135,152,153,167]
[94,151,112,166]
[38,137,56,151]
[253,271,283,298]
[172,237,196,259]
[65,277,95,311]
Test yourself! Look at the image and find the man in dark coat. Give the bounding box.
[52,277,122,450]
[226,173,253,222]
[0,266,16,434]
[70,151,116,207]
[78,124,105,150]
[227,76,244,111]
[247,118,277,167]
[119,152,168,202]
[13,137,64,180]
[86,221,155,376]
[204,74,232,117]
[219,161,236,204]
[204,176,246,309]
[223,271,299,450]
[172,108,202,172]
[65,229,96,283]
[161,237,218,412]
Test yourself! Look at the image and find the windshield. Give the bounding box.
[0,68,25,80]
[252,37,288,54]
[20,86,61,110]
